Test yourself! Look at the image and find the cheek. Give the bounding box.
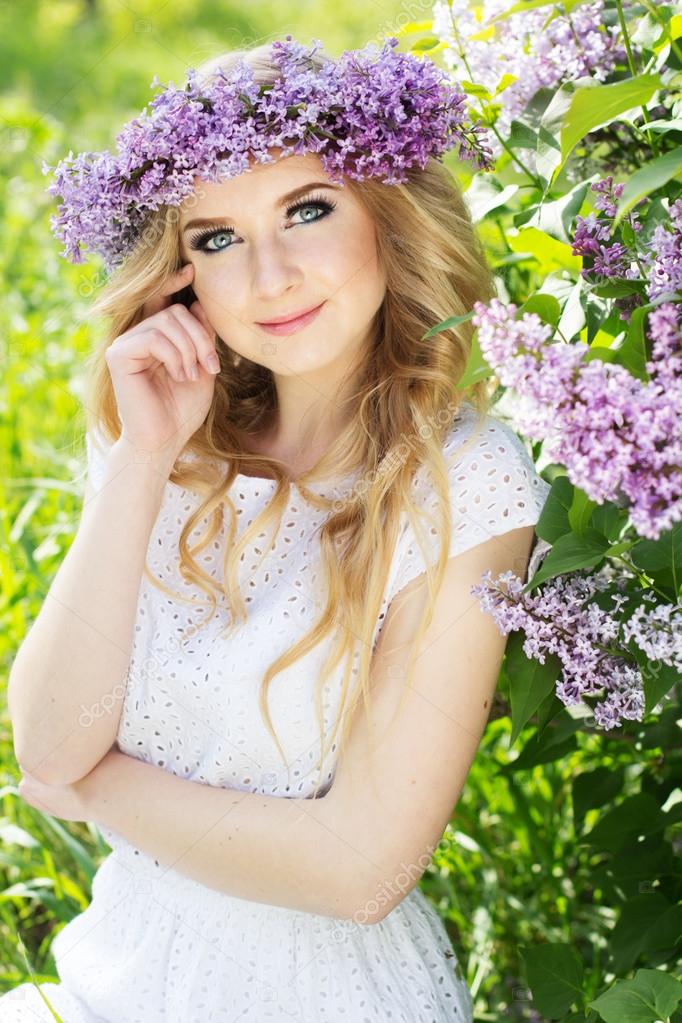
[329,228,383,298]
[191,269,241,322]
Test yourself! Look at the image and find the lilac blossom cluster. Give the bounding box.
[41,34,494,271]
[621,598,682,672]
[646,198,682,301]
[470,297,682,541]
[571,182,641,275]
[432,0,627,160]
[571,176,681,318]
[470,567,647,730]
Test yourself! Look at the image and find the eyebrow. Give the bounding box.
[181,181,343,232]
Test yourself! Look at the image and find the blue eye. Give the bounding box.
[187,193,337,254]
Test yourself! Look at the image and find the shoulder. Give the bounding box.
[412,404,549,511]
[441,404,550,514]
[397,403,550,573]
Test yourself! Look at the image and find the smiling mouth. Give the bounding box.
[255,302,326,335]
[256,302,325,326]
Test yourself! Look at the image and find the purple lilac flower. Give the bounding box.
[432,0,628,163]
[42,35,494,271]
[470,567,646,730]
[622,599,682,673]
[645,198,682,301]
[571,176,643,285]
[471,298,682,540]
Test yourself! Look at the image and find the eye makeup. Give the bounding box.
[187,192,338,254]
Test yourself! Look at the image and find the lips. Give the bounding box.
[256,302,324,326]
[255,301,327,337]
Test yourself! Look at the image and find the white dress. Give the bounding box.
[1,404,551,1023]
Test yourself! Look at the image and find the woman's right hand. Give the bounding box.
[105,262,221,462]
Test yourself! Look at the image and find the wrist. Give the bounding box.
[110,435,179,476]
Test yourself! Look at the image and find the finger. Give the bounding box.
[108,327,189,384]
[141,264,195,318]
[169,303,220,376]
[190,300,214,336]
[132,330,189,383]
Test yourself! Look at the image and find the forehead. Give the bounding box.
[178,151,339,221]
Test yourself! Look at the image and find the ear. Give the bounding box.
[175,281,198,309]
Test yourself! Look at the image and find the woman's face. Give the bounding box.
[178,151,386,380]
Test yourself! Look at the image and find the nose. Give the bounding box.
[250,234,304,301]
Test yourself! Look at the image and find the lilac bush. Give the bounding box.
[432,0,629,163]
[470,294,682,541]
[425,3,681,1010]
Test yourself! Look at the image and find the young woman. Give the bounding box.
[5,36,551,1022]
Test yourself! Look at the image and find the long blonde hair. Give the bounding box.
[83,39,497,796]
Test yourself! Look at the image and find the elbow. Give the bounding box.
[13,741,99,786]
[342,877,403,927]
[15,753,85,787]
[343,858,425,925]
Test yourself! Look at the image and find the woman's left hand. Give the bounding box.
[17,748,124,823]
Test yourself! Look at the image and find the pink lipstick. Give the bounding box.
[256,301,326,336]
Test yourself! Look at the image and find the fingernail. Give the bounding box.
[208,354,220,373]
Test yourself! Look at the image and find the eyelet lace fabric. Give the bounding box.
[1,405,551,1022]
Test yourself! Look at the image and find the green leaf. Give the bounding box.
[422,311,474,340]
[456,326,494,389]
[641,661,680,717]
[37,815,98,885]
[519,294,561,327]
[506,633,561,746]
[506,226,581,272]
[588,968,682,1023]
[557,278,587,341]
[592,280,645,299]
[631,521,682,573]
[610,895,682,975]
[642,118,682,133]
[537,75,663,188]
[463,174,519,222]
[517,179,591,245]
[507,119,540,151]
[410,36,442,52]
[591,502,626,542]
[572,765,625,825]
[613,147,682,230]
[525,529,609,590]
[568,488,598,537]
[581,793,668,853]
[489,0,595,21]
[521,943,584,1017]
[535,689,565,732]
[532,474,573,542]
[459,80,492,102]
[502,710,582,771]
[393,20,435,35]
[495,75,518,96]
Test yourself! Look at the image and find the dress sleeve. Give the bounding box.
[383,412,552,607]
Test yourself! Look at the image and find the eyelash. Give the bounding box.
[187,193,337,254]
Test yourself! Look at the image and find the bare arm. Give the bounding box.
[7,438,175,786]
[79,750,366,920]
[72,525,535,922]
